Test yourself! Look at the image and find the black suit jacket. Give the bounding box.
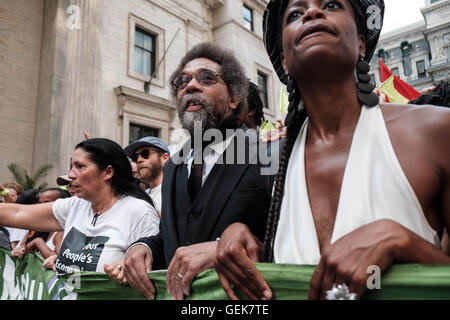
[134,127,277,269]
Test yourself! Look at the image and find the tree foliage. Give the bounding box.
[7,163,53,191]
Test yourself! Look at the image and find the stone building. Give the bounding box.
[369,0,450,91]
[0,0,284,185]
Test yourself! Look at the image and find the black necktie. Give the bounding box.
[188,158,203,202]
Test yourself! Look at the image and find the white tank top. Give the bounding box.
[46,232,56,252]
[274,105,440,264]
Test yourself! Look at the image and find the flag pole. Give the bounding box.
[144,28,180,94]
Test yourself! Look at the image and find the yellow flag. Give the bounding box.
[259,120,275,135]
[279,86,289,114]
[379,75,409,104]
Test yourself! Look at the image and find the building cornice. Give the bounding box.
[202,0,224,10]
[146,0,210,32]
[379,21,426,44]
[424,21,450,34]
[248,0,269,11]
[114,85,176,113]
[427,62,450,73]
[212,19,264,44]
[421,0,450,14]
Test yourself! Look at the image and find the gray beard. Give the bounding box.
[177,93,223,138]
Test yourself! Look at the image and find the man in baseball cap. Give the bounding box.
[56,175,71,187]
[124,137,170,217]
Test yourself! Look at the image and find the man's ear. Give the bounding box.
[162,153,170,165]
[281,52,289,75]
[230,96,240,110]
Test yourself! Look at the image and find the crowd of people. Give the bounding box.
[1,0,449,301]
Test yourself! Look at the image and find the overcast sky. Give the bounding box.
[382,0,426,34]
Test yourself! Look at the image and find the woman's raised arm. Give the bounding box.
[0,202,62,233]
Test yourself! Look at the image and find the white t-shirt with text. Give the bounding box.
[52,196,159,274]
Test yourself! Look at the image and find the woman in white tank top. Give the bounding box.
[214,0,450,301]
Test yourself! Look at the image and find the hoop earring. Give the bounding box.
[356,59,379,107]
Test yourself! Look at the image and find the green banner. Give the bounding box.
[0,248,67,299]
[1,248,450,300]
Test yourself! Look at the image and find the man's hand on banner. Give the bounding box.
[167,241,218,300]
[123,244,156,300]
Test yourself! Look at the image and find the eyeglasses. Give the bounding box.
[171,69,223,91]
[131,148,160,163]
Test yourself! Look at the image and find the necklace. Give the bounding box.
[91,196,120,227]
[92,212,101,227]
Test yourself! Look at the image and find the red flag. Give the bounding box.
[379,59,420,104]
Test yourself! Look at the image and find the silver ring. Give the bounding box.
[116,265,122,271]
[177,273,184,281]
[325,283,357,300]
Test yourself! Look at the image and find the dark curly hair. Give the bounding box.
[169,42,249,116]
[409,82,450,108]
[15,189,40,205]
[40,188,71,199]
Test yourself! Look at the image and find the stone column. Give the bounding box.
[33,0,104,181]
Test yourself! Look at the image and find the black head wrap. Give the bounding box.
[263,0,385,85]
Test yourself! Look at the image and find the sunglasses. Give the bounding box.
[171,69,223,91]
[131,148,160,163]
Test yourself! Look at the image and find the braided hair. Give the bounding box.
[263,83,307,262]
[261,0,375,263]
[248,81,265,127]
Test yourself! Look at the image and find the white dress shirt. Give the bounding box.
[186,133,236,185]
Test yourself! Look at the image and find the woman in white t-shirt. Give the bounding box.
[0,138,160,277]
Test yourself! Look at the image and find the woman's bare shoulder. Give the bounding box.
[380,103,450,131]
[381,103,450,171]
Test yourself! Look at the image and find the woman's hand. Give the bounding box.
[26,237,44,254]
[374,87,387,104]
[104,260,127,285]
[259,120,287,143]
[307,219,449,300]
[43,254,57,271]
[215,223,271,300]
[0,185,16,203]
[11,245,26,258]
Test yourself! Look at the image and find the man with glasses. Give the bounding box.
[116,42,275,300]
[124,136,170,217]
